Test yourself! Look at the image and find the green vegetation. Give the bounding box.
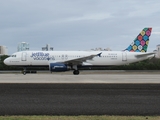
[0,55,11,70]
[109,59,160,70]
[82,58,160,70]
[1,55,160,71]
[0,116,159,120]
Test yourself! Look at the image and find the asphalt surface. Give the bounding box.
[0,83,160,115]
[1,73,160,83]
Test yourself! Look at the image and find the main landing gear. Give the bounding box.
[72,65,80,75]
[73,70,79,75]
[22,68,26,75]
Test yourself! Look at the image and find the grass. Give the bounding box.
[0,116,160,120]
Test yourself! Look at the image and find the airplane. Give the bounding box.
[4,28,155,75]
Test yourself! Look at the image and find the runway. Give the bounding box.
[0,83,160,115]
[0,72,160,83]
[0,73,160,115]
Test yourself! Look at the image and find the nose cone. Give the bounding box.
[4,58,9,65]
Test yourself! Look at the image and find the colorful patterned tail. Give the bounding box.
[125,28,152,52]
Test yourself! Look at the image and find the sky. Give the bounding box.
[1,0,160,54]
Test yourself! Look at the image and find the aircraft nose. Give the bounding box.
[4,58,9,65]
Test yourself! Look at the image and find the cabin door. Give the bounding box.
[21,52,27,61]
[122,52,127,61]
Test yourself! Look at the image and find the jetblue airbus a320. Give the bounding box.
[4,28,155,75]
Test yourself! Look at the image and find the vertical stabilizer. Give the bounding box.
[125,28,152,52]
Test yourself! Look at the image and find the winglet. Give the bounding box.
[125,28,152,52]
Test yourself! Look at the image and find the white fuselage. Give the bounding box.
[4,51,154,67]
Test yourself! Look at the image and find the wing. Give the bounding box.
[53,52,102,65]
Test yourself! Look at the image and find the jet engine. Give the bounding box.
[49,63,71,72]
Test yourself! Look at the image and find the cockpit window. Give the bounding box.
[11,55,16,57]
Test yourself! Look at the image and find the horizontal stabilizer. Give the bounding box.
[135,52,155,58]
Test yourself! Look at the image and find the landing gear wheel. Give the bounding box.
[23,71,26,75]
[22,67,27,75]
[73,70,79,75]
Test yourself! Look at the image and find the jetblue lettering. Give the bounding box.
[30,52,55,61]
[31,52,49,57]
[53,66,64,69]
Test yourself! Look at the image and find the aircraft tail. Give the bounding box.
[125,28,152,52]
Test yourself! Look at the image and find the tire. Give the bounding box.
[73,70,79,75]
[23,71,26,75]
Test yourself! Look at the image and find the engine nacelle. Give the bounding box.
[49,63,70,72]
